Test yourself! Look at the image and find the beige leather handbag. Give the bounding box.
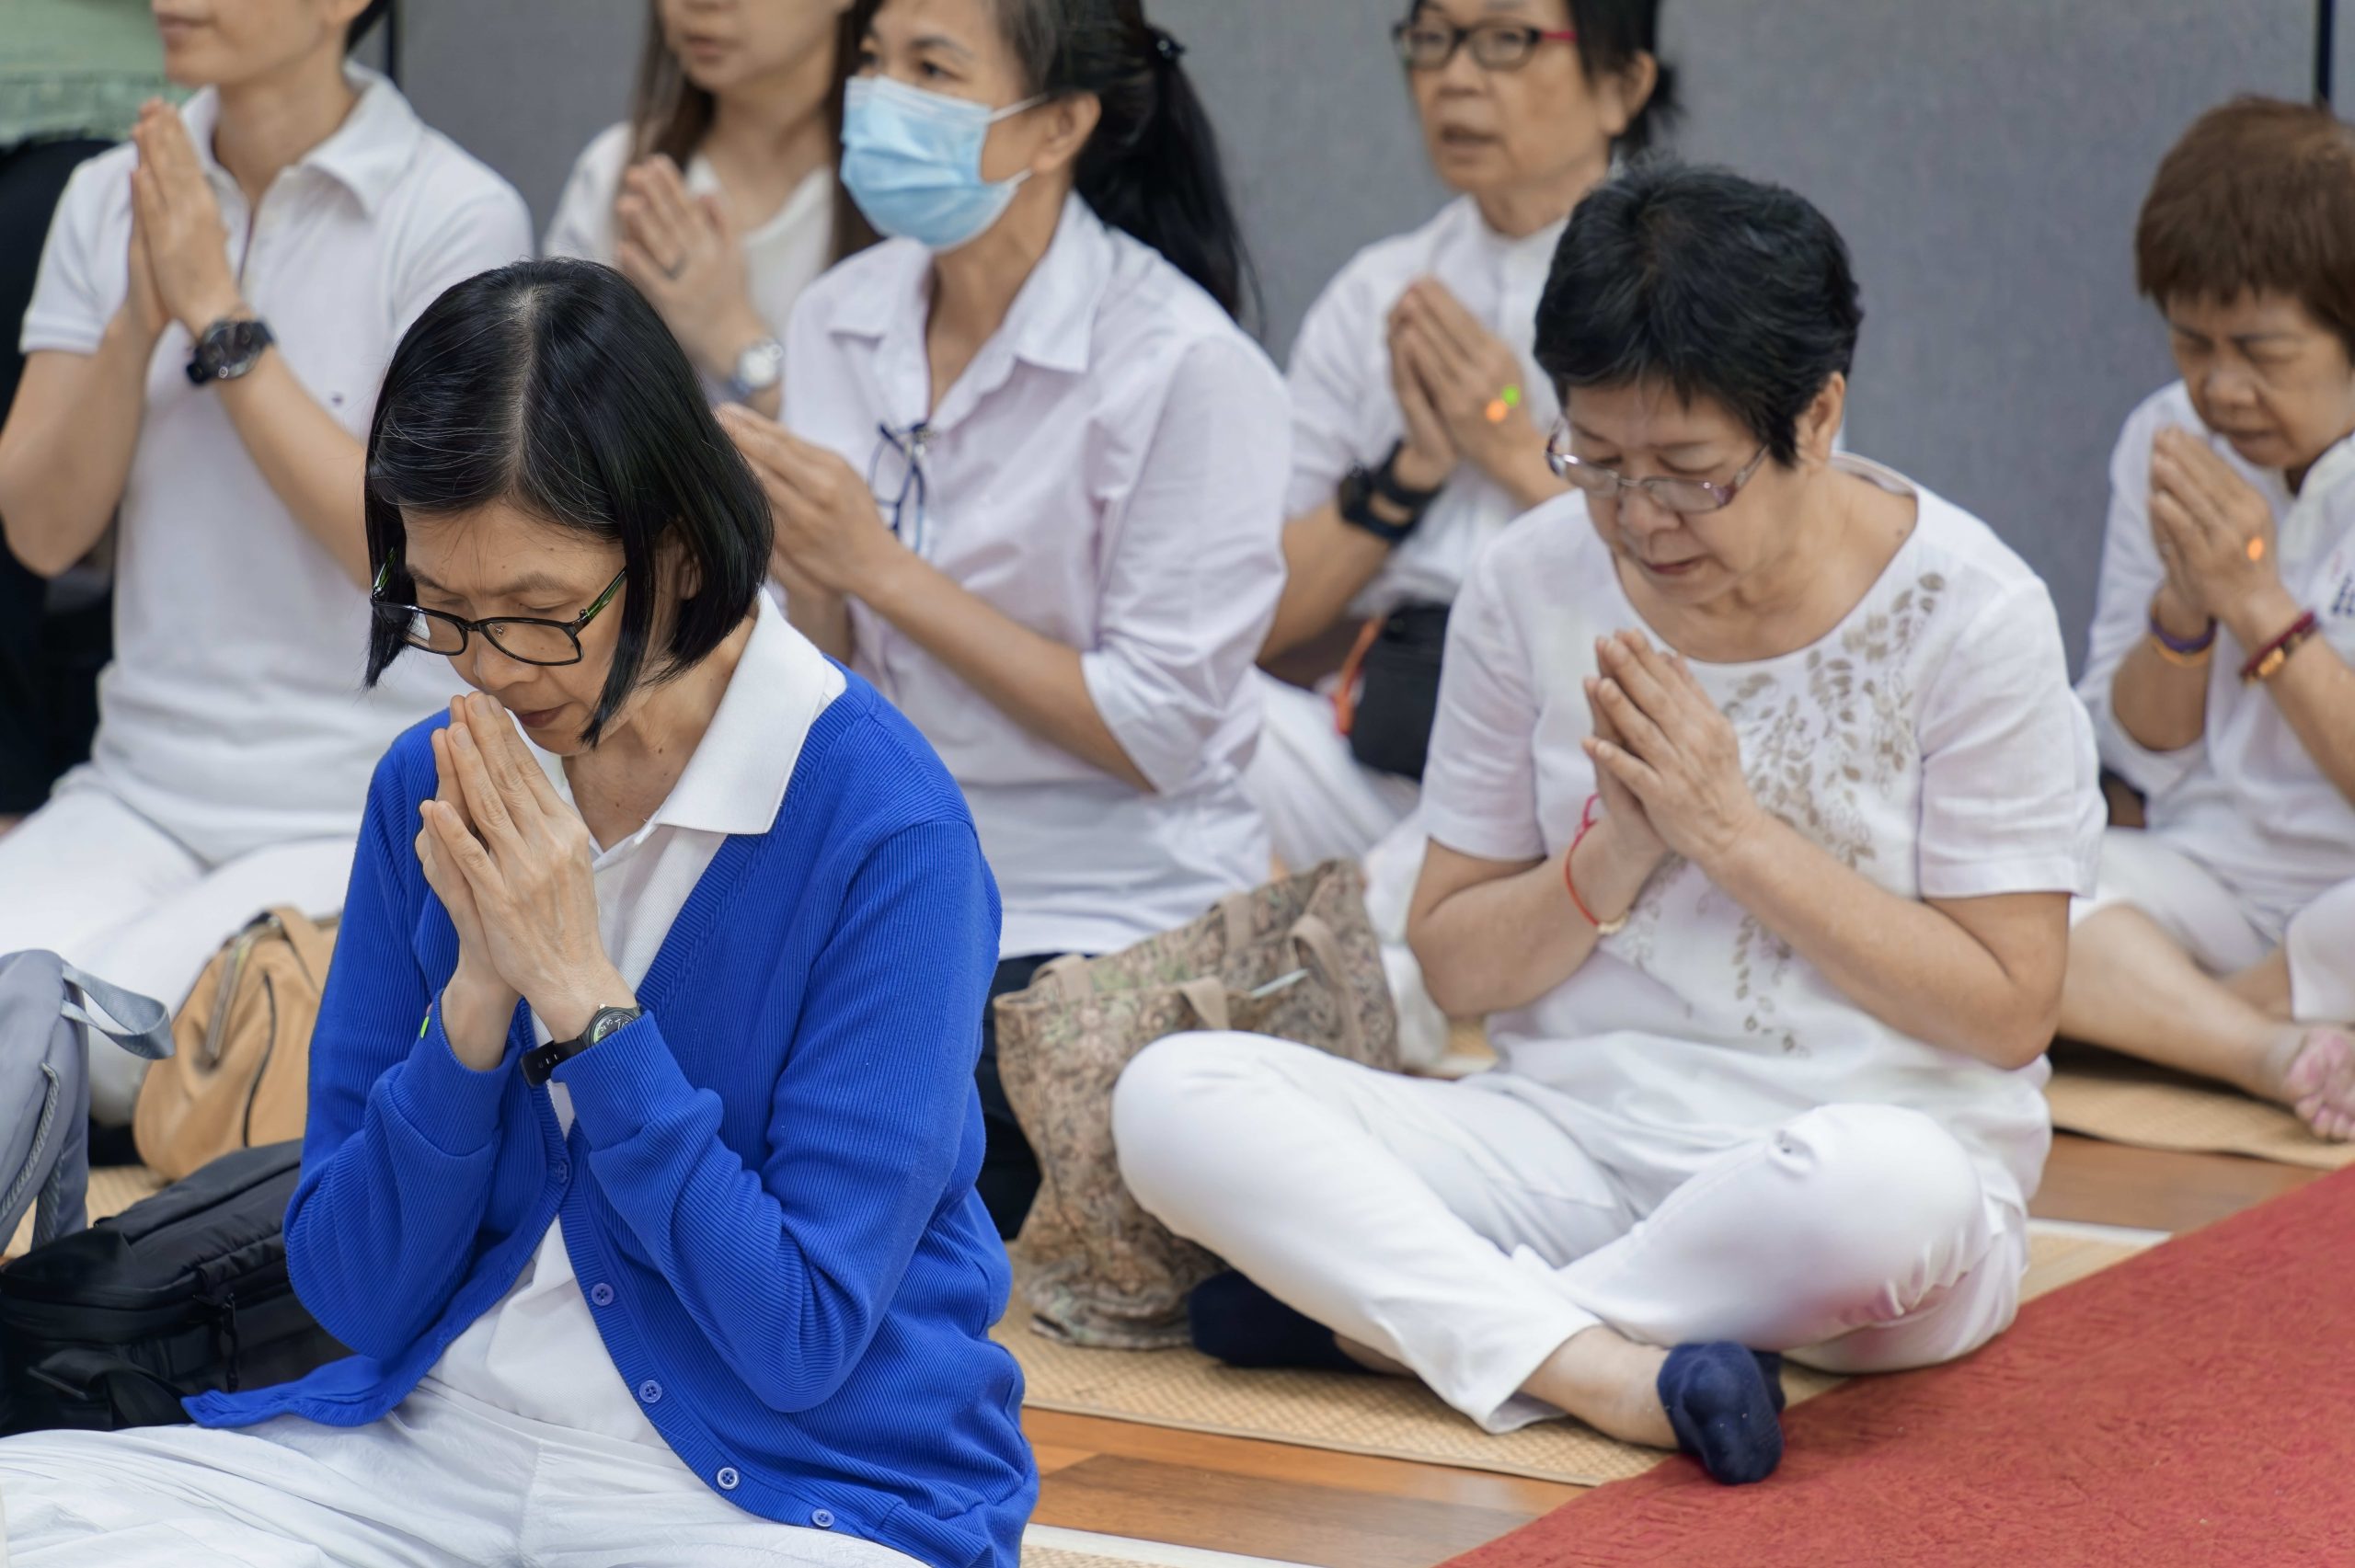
[133,909,337,1182]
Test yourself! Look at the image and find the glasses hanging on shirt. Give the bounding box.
[867,420,934,555]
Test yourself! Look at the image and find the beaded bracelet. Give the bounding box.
[2240,610,2319,685]
[2146,609,2217,663]
[1564,794,1629,936]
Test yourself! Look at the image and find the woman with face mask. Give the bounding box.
[723,0,1288,1238]
[0,259,1034,1568]
[2062,98,2355,1141]
[544,0,867,417]
[1247,0,1671,1063]
[0,0,529,1125]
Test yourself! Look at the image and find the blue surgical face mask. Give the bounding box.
[840,76,1045,253]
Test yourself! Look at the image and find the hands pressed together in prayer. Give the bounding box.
[611,155,767,389]
[2147,427,2300,647]
[124,100,242,344]
[416,693,632,1069]
[1385,278,1558,509]
[1582,629,1764,877]
[718,404,902,603]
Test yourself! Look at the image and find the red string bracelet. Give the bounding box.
[1564,794,1627,935]
[2239,609,2318,685]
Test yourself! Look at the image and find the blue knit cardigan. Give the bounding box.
[187,676,1036,1568]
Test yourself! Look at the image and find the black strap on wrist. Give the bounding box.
[1339,441,1442,544]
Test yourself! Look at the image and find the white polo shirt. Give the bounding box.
[20,65,533,864]
[426,592,845,1444]
[542,121,834,402]
[780,195,1291,959]
[1285,194,1565,616]
[1425,461,2102,1217]
[2076,382,2355,937]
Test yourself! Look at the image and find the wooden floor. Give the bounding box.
[1024,1132,2325,1568]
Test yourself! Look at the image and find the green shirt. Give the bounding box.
[0,0,179,147]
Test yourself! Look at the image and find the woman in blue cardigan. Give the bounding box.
[0,259,1035,1568]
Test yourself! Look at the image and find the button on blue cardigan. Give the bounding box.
[187,676,1037,1568]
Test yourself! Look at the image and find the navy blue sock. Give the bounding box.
[1188,1272,1365,1374]
[1658,1341,1786,1484]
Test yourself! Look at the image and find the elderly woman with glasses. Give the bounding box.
[1245,0,1671,1065]
[1116,165,2102,1485]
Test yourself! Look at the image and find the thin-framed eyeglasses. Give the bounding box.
[1392,17,1577,72]
[1545,425,1773,515]
[370,557,628,667]
[867,420,933,555]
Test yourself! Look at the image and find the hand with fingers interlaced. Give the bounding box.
[415,692,631,1062]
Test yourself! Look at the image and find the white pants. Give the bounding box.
[1114,1034,2024,1434]
[0,1381,921,1568]
[0,778,352,1123]
[2075,827,2355,1023]
[1243,675,1448,1068]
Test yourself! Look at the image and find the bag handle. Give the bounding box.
[1287,914,1369,1062]
[270,907,337,990]
[1039,955,1093,1006]
[1176,976,1231,1033]
[59,962,175,1061]
[1217,893,1253,956]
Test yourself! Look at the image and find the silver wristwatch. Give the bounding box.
[724,336,785,404]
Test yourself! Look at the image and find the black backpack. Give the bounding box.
[0,1141,348,1434]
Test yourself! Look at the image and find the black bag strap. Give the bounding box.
[23,1347,191,1428]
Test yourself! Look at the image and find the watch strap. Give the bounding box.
[1338,442,1434,544]
[185,316,274,385]
[522,1004,644,1087]
[1370,441,1444,509]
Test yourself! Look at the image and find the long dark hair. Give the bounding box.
[629,3,877,263]
[362,261,772,743]
[849,0,1257,323]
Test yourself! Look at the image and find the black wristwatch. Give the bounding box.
[1337,441,1444,544]
[523,1004,644,1088]
[185,315,275,385]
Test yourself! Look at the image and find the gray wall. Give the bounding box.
[396,0,2321,668]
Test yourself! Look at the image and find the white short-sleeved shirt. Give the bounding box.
[1285,194,1565,615]
[2075,382,2355,937]
[781,196,1290,959]
[20,66,533,864]
[541,121,833,402]
[1423,458,2104,1215]
[426,593,844,1445]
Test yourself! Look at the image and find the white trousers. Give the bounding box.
[0,1381,921,1568]
[1242,675,1448,1068]
[2076,826,2355,1023]
[1114,1034,2024,1433]
[0,778,353,1123]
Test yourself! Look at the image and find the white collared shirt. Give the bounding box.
[1286,194,1566,616]
[424,593,844,1446]
[2077,382,2355,935]
[20,65,534,864]
[542,121,834,401]
[780,196,1291,958]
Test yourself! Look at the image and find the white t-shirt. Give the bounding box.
[781,195,1290,959]
[2075,382,2355,938]
[1422,458,2104,1216]
[20,66,533,864]
[425,593,844,1446]
[1285,194,1565,615]
[542,120,833,401]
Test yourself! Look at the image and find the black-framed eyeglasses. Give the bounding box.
[370,559,628,667]
[867,420,933,555]
[1392,17,1578,72]
[1545,425,1774,515]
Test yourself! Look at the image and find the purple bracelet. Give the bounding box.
[2148,611,2218,656]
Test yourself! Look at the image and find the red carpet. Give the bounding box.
[1446,1171,2355,1567]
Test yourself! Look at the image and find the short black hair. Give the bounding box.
[347,0,392,52]
[1534,161,1862,464]
[1402,0,1679,155]
[362,259,772,743]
